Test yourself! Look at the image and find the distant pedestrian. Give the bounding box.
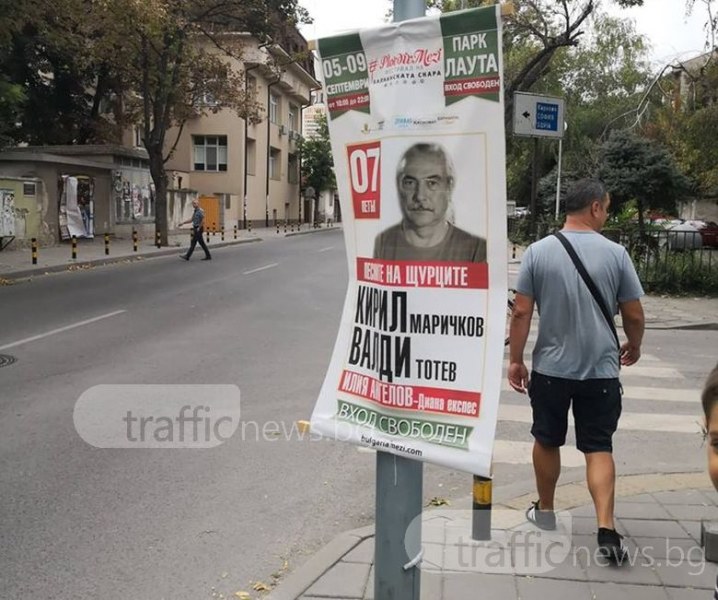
[179,199,212,261]
[702,363,718,599]
[508,178,645,564]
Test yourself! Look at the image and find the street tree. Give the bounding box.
[299,113,335,222]
[597,130,690,236]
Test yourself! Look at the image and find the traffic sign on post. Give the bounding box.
[513,92,565,139]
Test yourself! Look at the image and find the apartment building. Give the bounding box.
[154,32,319,231]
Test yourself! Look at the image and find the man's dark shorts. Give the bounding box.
[528,371,622,453]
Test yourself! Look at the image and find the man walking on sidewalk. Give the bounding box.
[179,199,212,261]
[508,178,645,564]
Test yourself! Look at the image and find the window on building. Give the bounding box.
[133,126,143,148]
[288,153,299,184]
[246,75,257,98]
[289,104,299,133]
[246,139,256,175]
[193,135,228,171]
[269,147,281,180]
[269,93,280,124]
[23,182,36,196]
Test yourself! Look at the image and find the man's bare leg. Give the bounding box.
[533,440,561,510]
[585,451,616,529]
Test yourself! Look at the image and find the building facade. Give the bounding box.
[151,34,319,231]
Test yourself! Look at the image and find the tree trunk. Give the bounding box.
[148,148,169,246]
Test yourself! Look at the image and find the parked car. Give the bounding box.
[684,220,718,248]
[667,222,703,250]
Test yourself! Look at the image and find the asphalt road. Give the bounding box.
[0,230,715,599]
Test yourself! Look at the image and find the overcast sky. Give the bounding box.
[298,0,710,70]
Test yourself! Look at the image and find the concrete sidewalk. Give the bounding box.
[0,223,339,282]
[269,472,718,600]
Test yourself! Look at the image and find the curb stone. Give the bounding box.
[266,526,374,600]
[0,237,262,282]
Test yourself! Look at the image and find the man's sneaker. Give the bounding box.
[201,256,212,260]
[597,527,628,564]
[179,254,189,261]
[526,501,556,531]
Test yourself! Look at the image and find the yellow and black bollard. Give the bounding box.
[472,475,492,541]
[276,222,280,234]
[206,228,210,243]
[212,223,216,237]
[248,220,252,233]
[284,221,287,234]
[155,230,161,248]
[104,233,110,255]
[512,244,516,260]
[71,235,78,259]
[132,230,138,252]
[31,238,38,265]
[233,225,237,240]
[221,228,225,241]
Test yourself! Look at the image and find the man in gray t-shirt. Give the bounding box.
[508,179,645,564]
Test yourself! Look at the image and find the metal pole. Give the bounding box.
[374,6,425,600]
[529,137,539,239]
[393,0,426,22]
[555,137,563,220]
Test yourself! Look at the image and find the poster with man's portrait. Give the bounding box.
[310,6,508,477]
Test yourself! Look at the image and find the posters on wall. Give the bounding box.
[0,189,15,237]
[309,6,508,477]
[59,176,94,239]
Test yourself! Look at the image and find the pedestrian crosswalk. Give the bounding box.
[492,317,704,466]
[354,318,705,468]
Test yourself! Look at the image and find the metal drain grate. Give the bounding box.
[0,354,17,368]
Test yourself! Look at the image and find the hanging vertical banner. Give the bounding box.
[310,5,507,477]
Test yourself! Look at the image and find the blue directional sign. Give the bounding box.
[512,92,565,139]
[536,102,559,132]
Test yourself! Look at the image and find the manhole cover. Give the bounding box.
[0,354,17,368]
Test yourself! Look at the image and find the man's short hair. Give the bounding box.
[396,143,455,188]
[564,179,607,214]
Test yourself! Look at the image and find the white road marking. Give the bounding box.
[243,263,278,275]
[317,247,334,253]
[622,387,702,403]
[506,362,683,380]
[0,310,127,351]
[498,403,700,434]
[493,440,584,467]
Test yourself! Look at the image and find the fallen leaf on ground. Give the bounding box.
[252,581,272,592]
[234,592,250,599]
[426,497,449,507]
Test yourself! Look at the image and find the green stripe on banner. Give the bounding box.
[318,32,364,59]
[318,32,371,119]
[441,6,501,106]
[439,6,497,37]
[337,400,473,450]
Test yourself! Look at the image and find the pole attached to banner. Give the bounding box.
[373,6,426,600]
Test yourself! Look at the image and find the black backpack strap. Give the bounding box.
[553,232,620,351]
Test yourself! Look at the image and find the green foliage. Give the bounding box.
[597,130,690,225]
[299,113,335,195]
